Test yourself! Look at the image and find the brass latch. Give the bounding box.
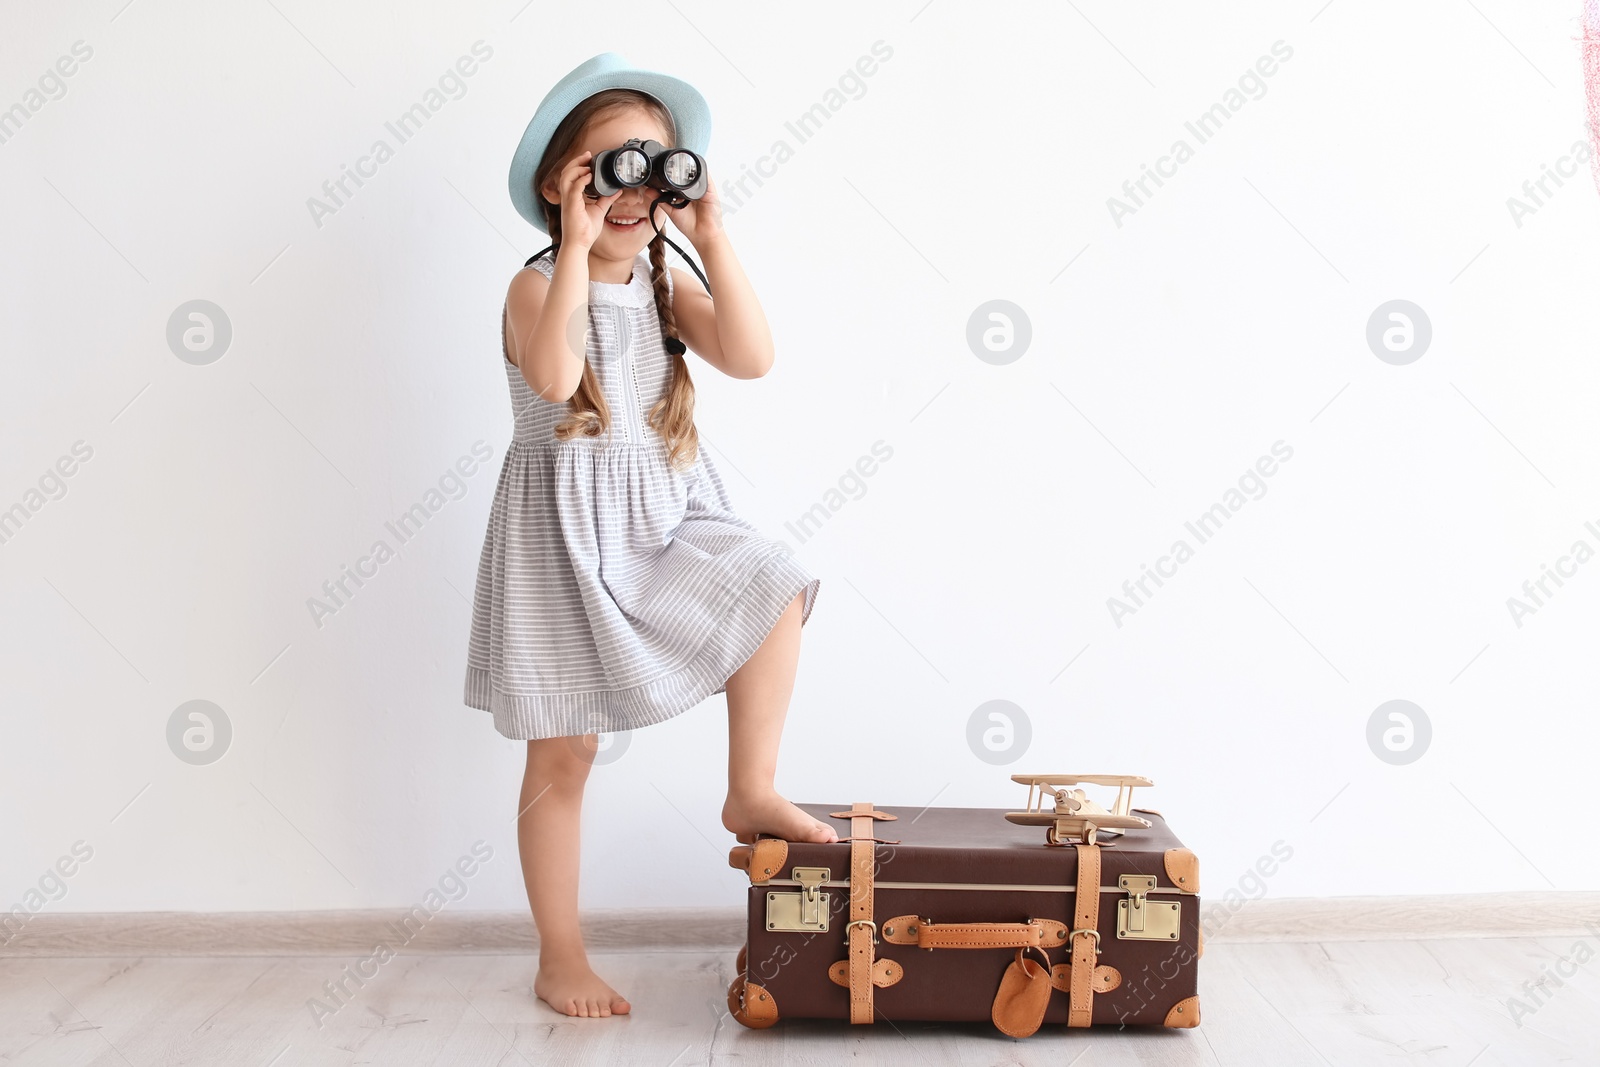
[765,866,831,933]
[1115,873,1181,942]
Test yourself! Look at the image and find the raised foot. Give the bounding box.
[534,958,632,1018]
[723,789,839,843]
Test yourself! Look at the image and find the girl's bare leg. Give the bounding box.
[521,734,631,1017]
[720,591,838,844]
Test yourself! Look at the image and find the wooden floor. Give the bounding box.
[3,938,1596,1065]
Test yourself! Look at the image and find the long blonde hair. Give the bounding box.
[532,90,699,471]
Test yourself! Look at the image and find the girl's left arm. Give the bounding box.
[667,185,774,379]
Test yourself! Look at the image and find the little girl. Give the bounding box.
[463,53,838,1019]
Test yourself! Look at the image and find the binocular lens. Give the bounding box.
[661,151,699,188]
[614,147,650,185]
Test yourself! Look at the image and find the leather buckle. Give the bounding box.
[1069,928,1102,954]
[843,919,878,945]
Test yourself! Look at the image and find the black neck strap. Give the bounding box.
[525,195,714,297]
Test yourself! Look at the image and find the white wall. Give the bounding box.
[3,0,1597,920]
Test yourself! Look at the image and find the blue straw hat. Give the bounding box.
[508,52,712,233]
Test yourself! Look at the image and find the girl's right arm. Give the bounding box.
[505,152,620,402]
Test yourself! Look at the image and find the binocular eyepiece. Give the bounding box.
[585,138,708,205]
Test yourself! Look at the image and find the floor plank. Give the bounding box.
[2,939,1596,1066]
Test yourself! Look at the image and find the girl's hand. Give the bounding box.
[666,172,725,250]
[557,151,622,251]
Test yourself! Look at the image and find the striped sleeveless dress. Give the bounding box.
[464,249,820,741]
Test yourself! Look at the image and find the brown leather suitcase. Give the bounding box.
[725,776,1201,1036]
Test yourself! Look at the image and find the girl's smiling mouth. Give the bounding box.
[605,214,644,229]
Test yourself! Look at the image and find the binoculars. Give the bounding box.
[585,138,707,204]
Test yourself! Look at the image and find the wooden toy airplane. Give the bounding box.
[1005,774,1154,845]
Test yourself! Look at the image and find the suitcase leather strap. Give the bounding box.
[832,802,897,1024]
[881,916,1069,950]
[1068,841,1102,1027]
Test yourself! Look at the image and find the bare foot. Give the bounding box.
[722,788,839,843]
[534,955,632,1018]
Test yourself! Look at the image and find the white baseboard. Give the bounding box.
[1202,892,1600,943]
[4,893,1596,957]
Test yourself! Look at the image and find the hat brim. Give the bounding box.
[508,61,711,234]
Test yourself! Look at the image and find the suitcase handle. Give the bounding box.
[880,915,1070,951]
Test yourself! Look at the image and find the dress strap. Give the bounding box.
[501,302,514,367]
